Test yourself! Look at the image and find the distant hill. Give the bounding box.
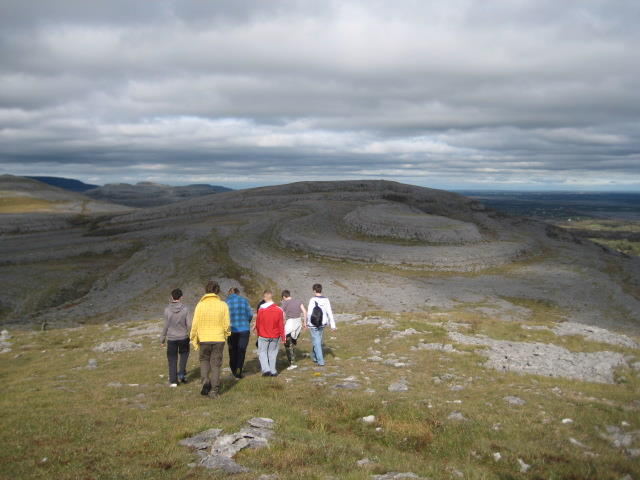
[0,174,129,215]
[84,182,232,207]
[25,176,98,192]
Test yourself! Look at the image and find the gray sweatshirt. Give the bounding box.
[161,302,191,343]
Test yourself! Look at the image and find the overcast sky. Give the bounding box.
[1,0,639,190]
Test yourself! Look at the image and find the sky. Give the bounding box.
[0,0,639,190]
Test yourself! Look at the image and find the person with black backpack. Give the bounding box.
[306,283,336,367]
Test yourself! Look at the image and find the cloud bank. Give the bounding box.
[0,0,639,189]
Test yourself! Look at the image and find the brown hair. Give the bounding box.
[281,290,291,298]
[312,283,322,293]
[205,280,220,294]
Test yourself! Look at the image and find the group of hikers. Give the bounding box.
[160,281,336,398]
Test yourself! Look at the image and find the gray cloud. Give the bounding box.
[0,0,639,189]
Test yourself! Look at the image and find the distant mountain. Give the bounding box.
[25,176,98,192]
[84,182,232,207]
[0,174,128,215]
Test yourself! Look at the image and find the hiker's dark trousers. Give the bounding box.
[228,331,250,377]
[199,342,225,392]
[166,338,190,384]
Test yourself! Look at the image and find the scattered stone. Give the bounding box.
[181,418,275,473]
[335,380,360,389]
[450,385,465,392]
[107,382,123,387]
[86,358,98,369]
[448,411,466,422]
[371,473,426,480]
[127,323,163,337]
[357,458,375,467]
[367,356,384,362]
[569,437,588,448]
[517,458,531,473]
[553,322,639,349]
[361,415,377,424]
[179,428,223,450]
[599,425,640,450]
[388,379,409,392]
[0,330,11,353]
[411,342,458,353]
[449,331,627,383]
[492,452,502,462]
[504,396,526,406]
[92,340,142,353]
[391,328,420,339]
[562,418,574,424]
[258,475,279,480]
[353,316,395,328]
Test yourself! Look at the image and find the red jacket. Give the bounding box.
[256,303,285,340]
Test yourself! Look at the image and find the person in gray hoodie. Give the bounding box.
[161,288,192,387]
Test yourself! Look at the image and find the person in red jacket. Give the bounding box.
[254,290,285,377]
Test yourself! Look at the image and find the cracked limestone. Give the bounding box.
[448,331,628,383]
[179,418,275,474]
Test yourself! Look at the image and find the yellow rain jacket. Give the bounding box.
[189,293,231,350]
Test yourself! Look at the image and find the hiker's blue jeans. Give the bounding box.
[309,326,325,366]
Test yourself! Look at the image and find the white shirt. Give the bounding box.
[306,296,336,329]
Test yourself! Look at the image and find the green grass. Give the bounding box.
[1,311,639,480]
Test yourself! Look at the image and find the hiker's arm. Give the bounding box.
[223,304,231,339]
[280,309,286,342]
[301,304,308,329]
[160,308,169,345]
[190,305,200,349]
[326,300,336,330]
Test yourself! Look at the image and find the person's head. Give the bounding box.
[312,283,322,294]
[205,280,220,294]
[281,289,291,299]
[263,289,273,302]
[171,288,183,301]
[227,287,240,296]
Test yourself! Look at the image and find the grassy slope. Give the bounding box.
[1,305,639,480]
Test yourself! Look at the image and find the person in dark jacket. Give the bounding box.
[161,288,191,386]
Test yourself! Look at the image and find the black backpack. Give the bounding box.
[310,301,324,327]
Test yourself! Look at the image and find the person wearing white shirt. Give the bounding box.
[306,283,336,366]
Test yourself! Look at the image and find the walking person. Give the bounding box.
[190,280,231,398]
[255,290,285,377]
[280,290,307,369]
[225,287,253,379]
[306,283,336,367]
[161,288,191,387]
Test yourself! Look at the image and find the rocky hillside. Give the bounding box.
[25,176,98,192]
[1,180,638,337]
[84,182,231,207]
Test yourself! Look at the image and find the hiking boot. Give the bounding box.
[270,372,279,377]
[200,382,212,396]
[261,372,271,377]
[208,391,219,399]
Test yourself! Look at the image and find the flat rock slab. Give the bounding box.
[181,418,276,474]
[179,428,223,450]
[92,340,142,353]
[504,396,526,406]
[449,331,628,384]
[372,473,428,480]
[553,322,639,349]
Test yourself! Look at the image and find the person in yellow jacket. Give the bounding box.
[190,280,231,398]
